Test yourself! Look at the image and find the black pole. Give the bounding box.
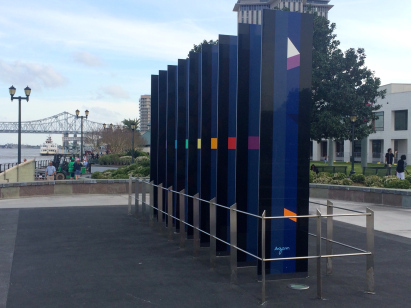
[132,128,135,164]
[350,122,355,175]
[18,97,22,165]
[80,116,84,158]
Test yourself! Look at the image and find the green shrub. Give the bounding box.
[405,175,411,184]
[318,172,332,178]
[313,175,332,184]
[383,177,411,189]
[342,178,353,186]
[364,175,383,187]
[332,173,347,180]
[330,180,342,185]
[309,170,316,183]
[350,173,365,183]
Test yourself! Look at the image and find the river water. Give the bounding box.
[0,148,54,165]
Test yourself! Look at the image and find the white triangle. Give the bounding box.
[287,38,300,58]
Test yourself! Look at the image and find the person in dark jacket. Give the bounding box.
[396,155,409,180]
[73,158,83,180]
[310,164,319,174]
[385,148,397,175]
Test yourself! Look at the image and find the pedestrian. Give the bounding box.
[68,157,75,179]
[73,158,83,180]
[45,161,56,181]
[324,156,327,164]
[396,155,409,180]
[83,157,88,173]
[310,164,319,174]
[385,148,397,175]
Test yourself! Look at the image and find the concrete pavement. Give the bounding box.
[1,195,411,307]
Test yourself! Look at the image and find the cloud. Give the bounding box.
[0,60,67,90]
[100,85,130,99]
[73,51,103,67]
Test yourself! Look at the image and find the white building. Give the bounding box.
[233,0,333,24]
[139,95,151,133]
[311,84,411,163]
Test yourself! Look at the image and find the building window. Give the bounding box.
[373,111,384,131]
[395,110,408,131]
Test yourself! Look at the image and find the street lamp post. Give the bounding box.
[350,115,358,176]
[130,123,136,163]
[76,109,89,158]
[9,85,31,165]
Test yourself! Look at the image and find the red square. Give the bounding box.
[228,137,236,149]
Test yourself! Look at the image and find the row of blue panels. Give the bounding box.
[150,10,313,276]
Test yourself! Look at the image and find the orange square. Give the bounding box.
[211,138,217,149]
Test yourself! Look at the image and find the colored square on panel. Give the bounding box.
[185,139,188,149]
[197,139,201,149]
[284,208,297,223]
[248,136,259,150]
[175,140,177,149]
[287,55,300,70]
[228,137,236,149]
[211,138,217,149]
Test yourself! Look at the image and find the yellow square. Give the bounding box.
[197,139,201,149]
[211,138,217,149]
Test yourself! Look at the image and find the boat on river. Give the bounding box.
[40,136,58,155]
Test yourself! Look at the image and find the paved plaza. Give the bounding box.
[1,194,411,307]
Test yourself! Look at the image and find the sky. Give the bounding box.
[0,0,410,145]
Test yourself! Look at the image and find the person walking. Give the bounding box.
[385,148,397,175]
[45,161,56,181]
[73,158,83,180]
[396,155,409,180]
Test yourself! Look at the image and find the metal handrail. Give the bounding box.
[129,177,375,303]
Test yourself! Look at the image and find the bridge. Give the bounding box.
[0,112,104,134]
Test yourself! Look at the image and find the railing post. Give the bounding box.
[157,183,163,225]
[316,209,323,299]
[366,208,375,294]
[193,193,200,257]
[134,178,141,218]
[326,200,333,275]
[128,175,132,215]
[261,210,266,304]
[210,198,217,269]
[168,186,173,241]
[230,203,238,284]
[149,181,154,222]
[179,189,186,248]
[141,180,146,217]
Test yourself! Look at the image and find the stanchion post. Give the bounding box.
[179,189,186,248]
[128,175,132,215]
[134,179,139,218]
[261,210,266,304]
[230,203,238,284]
[326,200,333,275]
[168,186,173,240]
[157,184,163,225]
[193,193,200,257]
[149,181,154,221]
[210,198,217,269]
[316,209,323,299]
[366,208,375,294]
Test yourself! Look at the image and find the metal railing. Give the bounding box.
[129,178,375,303]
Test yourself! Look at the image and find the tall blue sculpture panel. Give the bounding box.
[259,10,313,276]
[236,23,262,263]
[216,35,238,253]
[200,44,218,244]
[150,75,159,214]
[167,66,177,226]
[157,70,168,219]
[187,52,201,237]
[177,59,188,231]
